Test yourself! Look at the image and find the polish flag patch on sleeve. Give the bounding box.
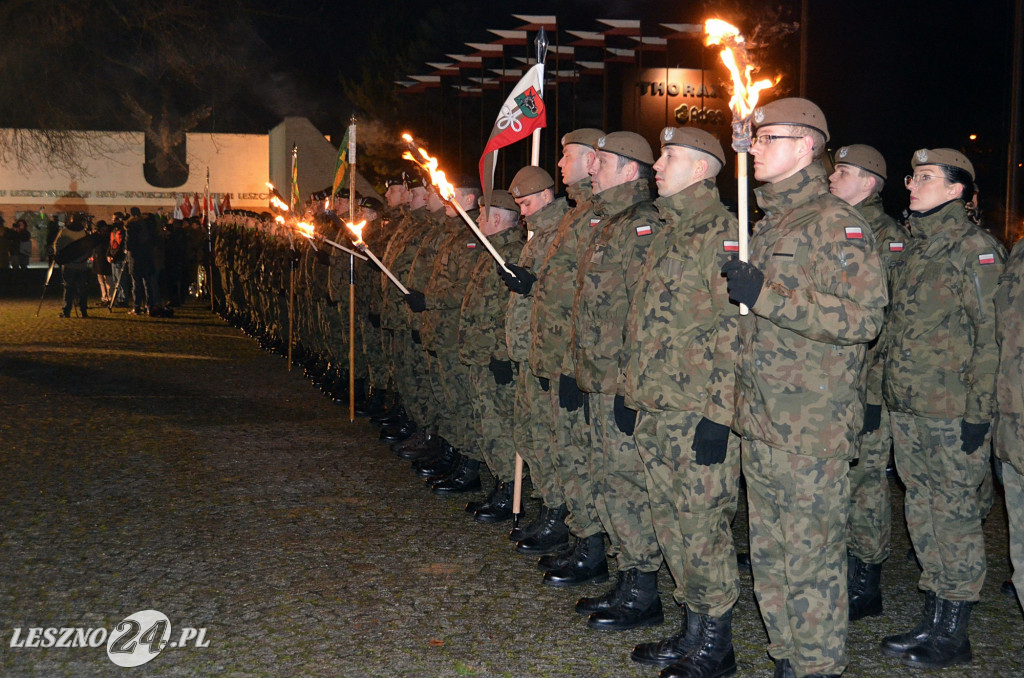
[466,242,477,249]
[889,242,904,252]
[635,225,653,237]
[723,240,739,252]
[845,226,864,239]
[590,218,602,228]
[979,253,996,265]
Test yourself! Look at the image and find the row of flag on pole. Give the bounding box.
[172,193,232,221]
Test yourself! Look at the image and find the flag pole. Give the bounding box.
[287,145,298,371]
[513,27,549,532]
[347,115,357,422]
[206,168,214,311]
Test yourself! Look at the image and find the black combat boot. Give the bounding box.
[773,658,795,678]
[659,609,736,678]
[467,477,499,514]
[356,387,387,417]
[515,504,570,555]
[543,533,609,588]
[847,555,883,621]
[416,445,460,479]
[631,606,696,667]
[510,504,548,542]
[587,568,664,631]
[576,567,629,615]
[375,404,408,428]
[431,457,481,495]
[901,599,973,668]
[381,417,415,443]
[881,591,939,656]
[391,429,431,460]
[538,536,578,571]
[474,481,515,523]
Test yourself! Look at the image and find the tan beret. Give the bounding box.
[660,127,726,166]
[595,131,654,166]
[911,148,975,181]
[561,128,605,148]
[484,189,520,214]
[834,144,887,181]
[753,97,830,142]
[509,166,554,198]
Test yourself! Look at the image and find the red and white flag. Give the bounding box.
[479,63,546,199]
[181,195,193,218]
[219,193,232,213]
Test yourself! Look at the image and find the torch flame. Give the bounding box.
[401,144,455,201]
[704,19,777,120]
[269,195,290,212]
[346,219,367,246]
[296,221,315,239]
[274,215,285,225]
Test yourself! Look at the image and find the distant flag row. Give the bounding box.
[173,193,232,221]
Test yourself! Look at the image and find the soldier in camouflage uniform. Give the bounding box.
[878,149,1004,669]
[358,192,398,415]
[378,180,429,442]
[525,129,605,570]
[408,184,484,495]
[563,131,663,632]
[993,235,1024,638]
[722,99,888,678]
[500,164,573,555]
[459,188,526,521]
[625,128,741,677]
[828,144,909,622]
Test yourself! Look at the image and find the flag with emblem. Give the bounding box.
[479,63,546,201]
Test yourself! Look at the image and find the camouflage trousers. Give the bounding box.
[380,329,397,391]
[468,364,517,481]
[1002,462,1024,612]
[392,331,435,431]
[634,410,740,616]
[590,392,661,573]
[552,381,601,538]
[848,404,892,564]
[891,412,988,601]
[512,369,558,506]
[743,439,849,677]
[429,348,475,457]
[362,317,387,389]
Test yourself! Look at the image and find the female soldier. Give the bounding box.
[878,149,1005,669]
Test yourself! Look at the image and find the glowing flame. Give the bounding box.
[270,195,289,212]
[401,144,454,201]
[346,219,367,246]
[274,215,285,225]
[296,221,315,239]
[704,19,777,120]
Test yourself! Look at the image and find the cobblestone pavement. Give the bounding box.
[1,291,1022,677]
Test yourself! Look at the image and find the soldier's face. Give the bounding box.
[829,164,873,206]
[751,125,806,184]
[385,185,407,208]
[653,146,700,197]
[515,192,549,218]
[589,151,630,194]
[426,190,445,212]
[408,188,427,209]
[907,164,960,212]
[558,144,594,186]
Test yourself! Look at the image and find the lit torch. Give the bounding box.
[346,219,409,294]
[401,134,513,275]
[704,19,778,315]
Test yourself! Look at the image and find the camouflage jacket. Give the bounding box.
[623,180,739,423]
[856,194,910,406]
[505,199,565,363]
[994,237,1024,474]
[880,200,1005,422]
[421,215,483,351]
[529,181,598,379]
[734,164,887,459]
[572,178,658,395]
[380,206,429,330]
[459,226,526,365]
[362,214,392,316]
[406,209,456,333]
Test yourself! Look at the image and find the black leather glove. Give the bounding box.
[558,374,584,412]
[489,357,514,385]
[613,394,637,435]
[538,376,550,392]
[860,404,883,436]
[498,262,537,295]
[404,290,426,313]
[368,313,381,328]
[692,417,731,466]
[721,257,765,309]
[411,330,421,345]
[960,421,990,455]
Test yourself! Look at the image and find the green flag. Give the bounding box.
[332,128,351,196]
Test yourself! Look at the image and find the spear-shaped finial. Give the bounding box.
[535,26,549,64]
